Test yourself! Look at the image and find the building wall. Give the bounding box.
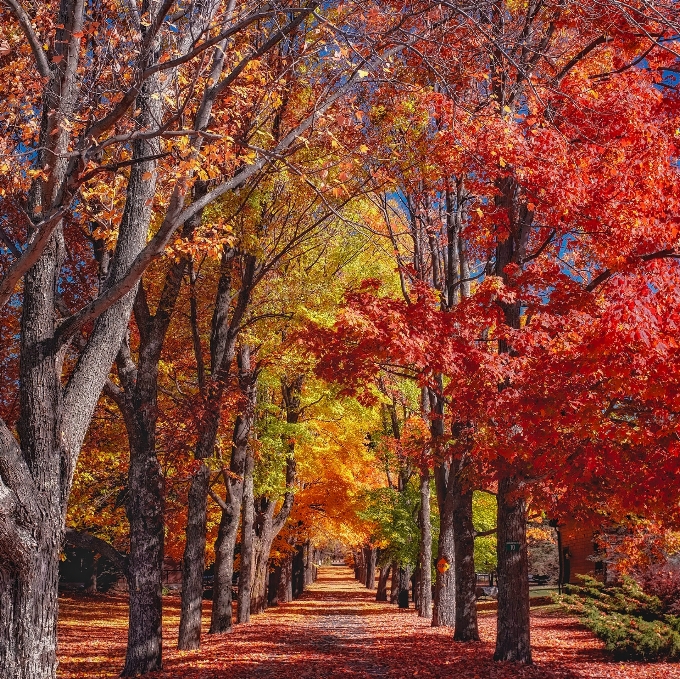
[559,518,601,584]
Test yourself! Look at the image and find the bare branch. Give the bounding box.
[0,207,67,310]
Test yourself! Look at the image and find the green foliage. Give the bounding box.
[473,491,497,572]
[559,575,680,661]
[359,481,422,568]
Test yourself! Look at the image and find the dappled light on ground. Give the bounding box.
[58,567,679,678]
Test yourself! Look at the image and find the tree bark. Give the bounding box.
[364,546,377,589]
[452,480,479,641]
[293,544,305,596]
[237,442,255,624]
[177,462,210,649]
[398,565,412,606]
[390,560,399,603]
[418,470,432,618]
[432,462,456,627]
[278,553,294,603]
[209,345,257,634]
[494,475,531,663]
[376,564,391,601]
[304,540,315,587]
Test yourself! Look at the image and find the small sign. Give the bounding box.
[505,541,521,553]
[436,557,451,573]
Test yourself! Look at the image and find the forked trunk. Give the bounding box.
[494,475,531,663]
[209,346,257,634]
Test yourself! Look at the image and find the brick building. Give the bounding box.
[556,517,606,586]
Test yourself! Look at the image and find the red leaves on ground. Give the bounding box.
[57,568,678,678]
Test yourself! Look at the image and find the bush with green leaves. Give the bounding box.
[559,575,680,661]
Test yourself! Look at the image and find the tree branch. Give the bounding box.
[2,0,50,77]
[0,207,67,310]
[209,487,229,512]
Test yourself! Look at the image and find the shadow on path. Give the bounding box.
[58,566,680,679]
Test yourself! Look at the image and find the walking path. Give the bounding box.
[58,566,678,678]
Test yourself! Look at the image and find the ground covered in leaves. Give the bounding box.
[57,567,680,678]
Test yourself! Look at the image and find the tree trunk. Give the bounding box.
[494,475,531,663]
[209,346,257,634]
[0,529,62,679]
[390,561,399,603]
[268,567,281,606]
[244,375,299,615]
[304,540,315,587]
[418,470,432,618]
[278,553,294,603]
[237,444,255,624]
[209,508,236,633]
[432,463,456,627]
[376,564,391,601]
[123,434,165,676]
[177,461,210,649]
[364,546,377,590]
[293,544,305,596]
[398,565,411,606]
[452,481,479,641]
[357,549,366,584]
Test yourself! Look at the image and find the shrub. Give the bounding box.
[638,559,680,616]
[559,576,680,661]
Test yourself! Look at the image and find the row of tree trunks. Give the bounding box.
[181,254,257,644]
[206,344,258,635]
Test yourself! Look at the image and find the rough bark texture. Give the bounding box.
[177,462,210,649]
[304,541,315,587]
[494,475,531,663]
[492,171,532,662]
[237,443,255,624]
[432,462,456,627]
[398,565,412,605]
[390,561,399,603]
[364,546,377,589]
[210,346,257,634]
[417,470,433,618]
[376,564,391,601]
[452,478,479,641]
[277,553,294,603]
